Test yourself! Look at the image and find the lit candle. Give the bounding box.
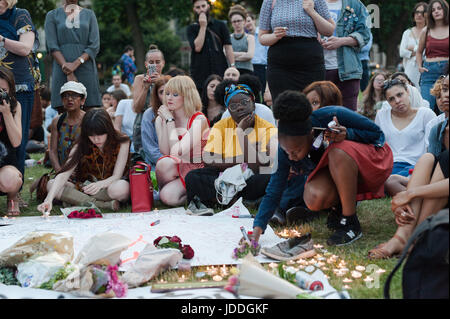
[343,278,353,283]
[313,244,324,249]
[351,271,362,279]
[355,265,365,272]
[376,269,386,274]
[343,285,351,290]
[213,275,223,282]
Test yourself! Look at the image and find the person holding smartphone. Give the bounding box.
[131,44,165,163]
[252,90,393,248]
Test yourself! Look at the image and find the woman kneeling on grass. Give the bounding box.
[252,90,393,247]
[154,76,210,207]
[38,108,131,214]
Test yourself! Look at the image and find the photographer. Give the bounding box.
[0,67,23,216]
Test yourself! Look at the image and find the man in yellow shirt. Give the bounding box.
[185,84,278,210]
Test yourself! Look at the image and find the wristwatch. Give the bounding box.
[78,57,85,64]
[166,118,175,124]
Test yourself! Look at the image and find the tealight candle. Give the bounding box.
[343,278,353,283]
[213,275,223,282]
[351,271,362,279]
[313,244,324,249]
[355,266,365,272]
[376,269,386,274]
[363,276,374,282]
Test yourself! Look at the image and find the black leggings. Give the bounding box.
[185,166,271,206]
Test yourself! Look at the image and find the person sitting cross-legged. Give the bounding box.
[184,83,278,214]
[38,108,131,214]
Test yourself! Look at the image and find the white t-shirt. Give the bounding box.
[115,99,137,152]
[221,103,277,127]
[375,107,437,165]
[107,84,132,97]
[323,0,342,70]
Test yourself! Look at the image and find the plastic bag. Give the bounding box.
[16,252,67,288]
[122,244,182,288]
[0,232,73,268]
[74,232,133,267]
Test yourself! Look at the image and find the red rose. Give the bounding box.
[88,209,95,214]
[181,245,194,259]
[153,236,164,246]
[68,211,79,219]
[170,236,182,244]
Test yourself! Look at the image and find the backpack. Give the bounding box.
[384,209,449,299]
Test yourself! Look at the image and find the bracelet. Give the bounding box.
[166,118,175,124]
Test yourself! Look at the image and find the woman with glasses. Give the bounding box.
[229,5,255,76]
[184,82,278,213]
[48,81,86,173]
[154,76,210,207]
[399,2,428,89]
[416,0,449,112]
[375,78,436,197]
[359,70,390,120]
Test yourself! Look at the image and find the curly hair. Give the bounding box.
[272,90,312,122]
[214,79,238,107]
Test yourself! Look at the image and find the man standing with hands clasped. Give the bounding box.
[187,0,235,95]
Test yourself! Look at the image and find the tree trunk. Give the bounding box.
[125,0,146,72]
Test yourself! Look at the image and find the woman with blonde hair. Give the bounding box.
[155,76,209,206]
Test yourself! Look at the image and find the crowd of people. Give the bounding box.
[0,0,448,260]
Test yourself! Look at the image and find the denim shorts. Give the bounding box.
[391,161,415,177]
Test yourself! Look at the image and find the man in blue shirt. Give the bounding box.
[120,45,137,85]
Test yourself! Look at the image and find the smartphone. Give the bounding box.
[312,127,340,133]
[147,63,157,75]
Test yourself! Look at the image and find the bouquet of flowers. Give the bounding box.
[67,207,102,219]
[153,236,195,260]
[90,265,128,298]
[232,239,261,260]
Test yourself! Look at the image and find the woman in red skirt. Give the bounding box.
[253,90,393,246]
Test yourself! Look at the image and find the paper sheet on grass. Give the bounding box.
[0,207,284,269]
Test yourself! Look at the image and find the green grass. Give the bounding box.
[6,154,404,299]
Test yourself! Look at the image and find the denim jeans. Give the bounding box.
[15,90,35,176]
[420,61,449,112]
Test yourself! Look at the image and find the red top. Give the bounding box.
[425,35,449,59]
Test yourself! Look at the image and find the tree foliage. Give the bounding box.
[93,0,191,78]
[18,0,57,28]
[361,0,421,68]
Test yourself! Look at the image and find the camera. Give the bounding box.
[0,89,10,105]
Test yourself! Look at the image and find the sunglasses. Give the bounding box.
[62,92,83,99]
